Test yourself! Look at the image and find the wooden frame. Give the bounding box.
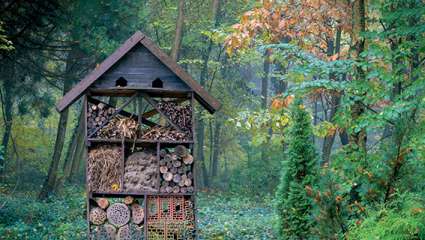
[85,91,197,239]
[57,32,217,240]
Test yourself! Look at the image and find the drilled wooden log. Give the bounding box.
[90,207,107,225]
[103,224,117,240]
[131,203,144,225]
[92,224,116,240]
[117,224,131,240]
[107,203,130,227]
[124,196,134,205]
[96,198,109,210]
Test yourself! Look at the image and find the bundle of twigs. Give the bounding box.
[88,146,122,192]
[140,126,189,141]
[98,116,139,139]
[157,101,192,133]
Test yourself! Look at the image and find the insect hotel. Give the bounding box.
[56,31,220,239]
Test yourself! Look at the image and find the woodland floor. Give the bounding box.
[0,185,277,240]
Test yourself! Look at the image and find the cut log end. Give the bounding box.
[107,203,130,227]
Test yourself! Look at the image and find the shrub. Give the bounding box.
[275,98,318,239]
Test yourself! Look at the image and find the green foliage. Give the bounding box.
[348,193,425,240]
[0,186,86,239]
[198,192,277,239]
[0,21,13,51]
[0,186,277,240]
[275,98,318,239]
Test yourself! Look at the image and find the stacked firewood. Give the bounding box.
[157,101,192,134]
[87,103,115,137]
[159,145,194,194]
[87,102,139,139]
[140,126,189,141]
[124,151,158,192]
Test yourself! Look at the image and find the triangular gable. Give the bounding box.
[56,31,220,113]
[92,44,191,91]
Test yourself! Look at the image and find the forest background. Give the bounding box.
[0,0,425,239]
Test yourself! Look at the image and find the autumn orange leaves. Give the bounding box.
[224,0,352,60]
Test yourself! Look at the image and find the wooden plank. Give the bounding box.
[84,95,90,237]
[91,191,194,197]
[56,31,145,112]
[156,143,160,192]
[144,194,148,240]
[121,139,125,194]
[87,138,194,144]
[89,88,192,98]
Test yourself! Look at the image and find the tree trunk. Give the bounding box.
[0,62,15,176]
[195,117,209,187]
[339,130,349,145]
[384,1,420,202]
[63,108,84,181]
[211,119,221,177]
[1,78,13,176]
[321,28,343,165]
[260,49,272,163]
[70,137,85,182]
[261,49,272,108]
[38,43,79,199]
[38,78,71,200]
[350,0,367,151]
[170,0,185,61]
[195,0,221,188]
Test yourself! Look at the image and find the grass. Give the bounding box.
[197,191,277,240]
[0,185,277,239]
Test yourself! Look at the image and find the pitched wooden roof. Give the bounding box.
[56,31,221,113]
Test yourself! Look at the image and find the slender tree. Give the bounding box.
[276,97,318,239]
[170,0,185,61]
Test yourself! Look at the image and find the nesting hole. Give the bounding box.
[152,78,163,88]
[115,77,128,87]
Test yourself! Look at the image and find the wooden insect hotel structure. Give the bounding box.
[56,31,220,239]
